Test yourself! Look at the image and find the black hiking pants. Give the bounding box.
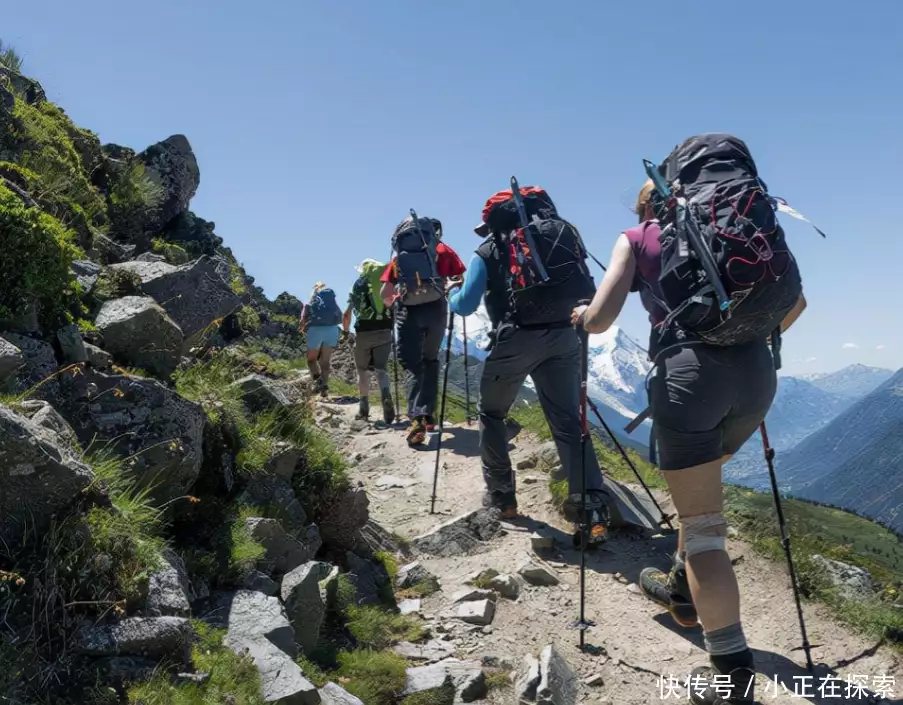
[479,326,605,508]
[395,297,447,419]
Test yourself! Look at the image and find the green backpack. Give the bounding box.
[351,261,391,322]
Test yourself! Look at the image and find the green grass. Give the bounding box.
[469,568,499,590]
[335,649,409,705]
[128,621,265,704]
[400,682,455,705]
[227,505,267,577]
[397,577,441,599]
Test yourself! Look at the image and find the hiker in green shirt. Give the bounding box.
[342,259,396,424]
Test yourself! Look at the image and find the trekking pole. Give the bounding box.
[571,308,596,651]
[462,315,472,425]
[585,397,675,532]
[391,319,400,421]
[430,308,455,515]
[761,421,817,672]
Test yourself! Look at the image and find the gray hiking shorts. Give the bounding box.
[649,341,776,471]
[354,328,392,371]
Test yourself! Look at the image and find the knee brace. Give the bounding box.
[682,512,728,557]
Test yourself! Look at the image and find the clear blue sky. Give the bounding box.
[7,1,903,376]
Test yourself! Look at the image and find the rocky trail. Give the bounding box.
[319,398,903,705]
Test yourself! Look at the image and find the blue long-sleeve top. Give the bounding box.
[448,252,487,317]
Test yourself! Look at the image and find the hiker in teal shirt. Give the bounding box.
[301,281,342,398]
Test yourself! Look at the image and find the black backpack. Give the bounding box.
[481,180,596,328]
[645,133,803,347]
[391,212,444,307]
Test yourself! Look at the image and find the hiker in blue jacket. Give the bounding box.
[300,281,343,398]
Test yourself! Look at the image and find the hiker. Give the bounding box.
[573,140,807,705]
[300,281,343,398]
[380,214,465,446]
[342,258,396,424]
[447,184,611,523]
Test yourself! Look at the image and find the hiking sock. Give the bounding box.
[704,623,749,656]
[356,398,370,420]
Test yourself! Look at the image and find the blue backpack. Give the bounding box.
[308,287,342,326]
[392,214,444,307]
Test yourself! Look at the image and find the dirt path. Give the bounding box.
[320,400,902,705]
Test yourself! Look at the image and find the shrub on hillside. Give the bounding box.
[0,184,82,329]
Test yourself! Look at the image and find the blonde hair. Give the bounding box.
[635,179,656,215]
[311,281,327,297]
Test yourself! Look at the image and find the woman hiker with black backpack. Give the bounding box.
[573,135,808,705]
[300,281,343,398]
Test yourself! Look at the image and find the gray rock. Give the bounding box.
[139,134,201,233]
[518,560,560,587]
[223,590,297,657]
[93,656,159,684]
[397,561,437,590]
[345,551,393,607]
[0,66,45,104]
[20,400,81,456]
[89,232,136,265]
[281,561,333,655]
[318,485,370,552]
[811,554,876,600]
[233,374,291,414]
[112,256,243,347]
[146,550,192,617]
[75,617,192,662]
[0,335,23,379]
[533,441,560,469]
[489,573,522,600]
[530,532,555,552]
[319,682,363,705]
[516,457,537,470]
[403,659,486,703]
[71,260,103,293]
[266,442,302,480]
[452,587,496,604]
[238,475,307,535]
[95,296,182,378]
[399,598,421,615]
[228,637,320,705]
[537,644,576,705]
[456,599,495,625]
[241,570,280,596]
[0,404,94,546]
[135,252,168,263]
[57,324,88,364]
[515,654,541,704]
[84,342,113,370]
[2,333,59,401]
[394,639,455,663]
[56,368,204,505]
[411,508,502,557]
[246,518,320,576]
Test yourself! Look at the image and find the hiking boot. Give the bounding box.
[688,665,756,704]
[381,396,396,425]
[355,398,370,422]
[562,490,610,525]
[482,492,518,519]
[638,559,699,629]
[318,378,329,398]
[406,416,427,446]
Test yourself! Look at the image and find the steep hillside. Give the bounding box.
[778,368,903,532]
[802,363,894,398]
[725,376,852,488]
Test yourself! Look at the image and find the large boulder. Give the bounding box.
[16,399,81,456]
[230,638,320,705]
[71,259,103,293]
[345,551,393,607]
[160,211,223,257]
[56,368,204,504]
[0,335,24,379]
[1,332,59,401]
[318,485,370,553]
[223,590,297,657]
[138,134,200,232]
[233,374,291,414]
[111,256,244,348]
[94,296,183,378]
[75,616,193,662]
[0,403,95,546]
[145,549,192,617]
[811,554,877,600]
[246,518,322,576]
[238,475,308,535]
[0,66,46,105]
[281,561,333,655]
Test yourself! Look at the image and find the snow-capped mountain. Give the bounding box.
[452,303,492,361]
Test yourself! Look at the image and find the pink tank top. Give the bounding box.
[624,221,667,328]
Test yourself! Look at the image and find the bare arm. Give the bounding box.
[582,233,636,334]
[342,305,352,332]
[781,291,807,333]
